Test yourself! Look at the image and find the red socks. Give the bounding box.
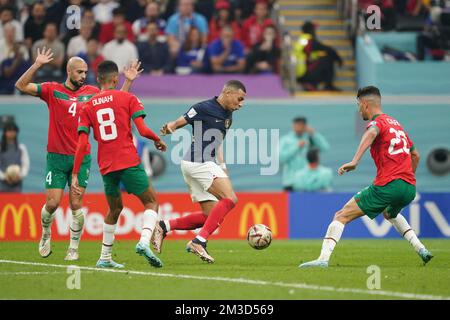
[169,212,207,230]
[198,198,235,240]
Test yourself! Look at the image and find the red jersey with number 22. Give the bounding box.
[367,114,416,186]
[78,90,146,175]
[38,82,99,155]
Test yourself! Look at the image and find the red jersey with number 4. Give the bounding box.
[38,82,99,155]
[78,90,146,175]
[367,114,416,186]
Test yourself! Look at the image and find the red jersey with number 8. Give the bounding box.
[38,82,99,155]
[367,114,416,186]
[78,90,146,175]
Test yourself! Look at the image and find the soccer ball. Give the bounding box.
[5,164,21,181]
[247,224,272,250]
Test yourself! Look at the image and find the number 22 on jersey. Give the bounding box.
[96,108,118,141]
[388,127,410,155]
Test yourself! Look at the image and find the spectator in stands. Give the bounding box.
[416,1,449,60]
[81,9,101,40]
[293,21,342,91]
[279,117,330,191]
[103,24,138,73]
[165,0,208,57]
[195,0,216,22]
[78,38,104,85]
[245,24,280,74]
[24,2,47,49]
[43,0,65,27]
[93,0,119,24]
[137,22,171,75]
[67,24,93,58]
[176,26,205,74]
[208,0,242,43]
[132,1,166,42]
[100,7,135,44]
[292,148,333,192]
[241,0,274,52]
[209,25,245,73]
[0,122,30,193]
[122,0,147,23]
[400,0,431,17]
[0,23,30,94]
[0,5,23,42]
[32,23,65,81]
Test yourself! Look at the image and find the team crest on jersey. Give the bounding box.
[187,108,197,118]
[225,119,232,129]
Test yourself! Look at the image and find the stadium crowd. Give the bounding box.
[0,0,281,94]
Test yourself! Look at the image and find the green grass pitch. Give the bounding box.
[0,239,449,300]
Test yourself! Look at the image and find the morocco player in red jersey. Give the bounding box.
[71,60,167,268]
[300,86,433,268]
[15,47,141,261]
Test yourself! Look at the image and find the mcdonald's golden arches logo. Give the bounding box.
[0,204,37,239]
[239,202,277,237]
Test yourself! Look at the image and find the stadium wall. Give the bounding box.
[1,192,449,240]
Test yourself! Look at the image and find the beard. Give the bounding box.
[70,77,84,89]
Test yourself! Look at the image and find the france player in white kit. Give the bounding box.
[154,80,247,263]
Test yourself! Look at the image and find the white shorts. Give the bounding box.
[181,160,228,203]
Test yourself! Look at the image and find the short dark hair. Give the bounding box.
[307,148,319,164]
[224,80,246,93]
[301,21,315,37]
[357,86,381,99]
[293,116,307,124]
[97,60,119,83]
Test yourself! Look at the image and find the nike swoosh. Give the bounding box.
[215,119,223,122]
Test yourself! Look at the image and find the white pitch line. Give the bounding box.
[0,271,67,276]
[0,259,448,300]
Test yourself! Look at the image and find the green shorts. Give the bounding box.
[102,164,149,197]
[354,179,416,219]
[45,152,91,189]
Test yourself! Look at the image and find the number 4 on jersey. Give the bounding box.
[68,102,77,117]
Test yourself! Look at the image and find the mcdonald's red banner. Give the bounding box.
[0,193,288,241]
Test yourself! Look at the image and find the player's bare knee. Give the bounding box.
[45,200,59,213]
[333,209,349,225]
[69,198,83,211]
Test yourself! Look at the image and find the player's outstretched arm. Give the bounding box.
[15,47,54,96]
[338,126,378,175]
[71,132,89,195]
[161,116,188,135]
[121,60,143,92]
[411,148,420,173]
[134,116,167,152]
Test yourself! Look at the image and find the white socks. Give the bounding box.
[388,214,425,253]
[69,209,85,250]
[100,223,116,261]
[164,220,171,233]
[41,205,55,240]
[318,220,345,262]
[139,210,158,245]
